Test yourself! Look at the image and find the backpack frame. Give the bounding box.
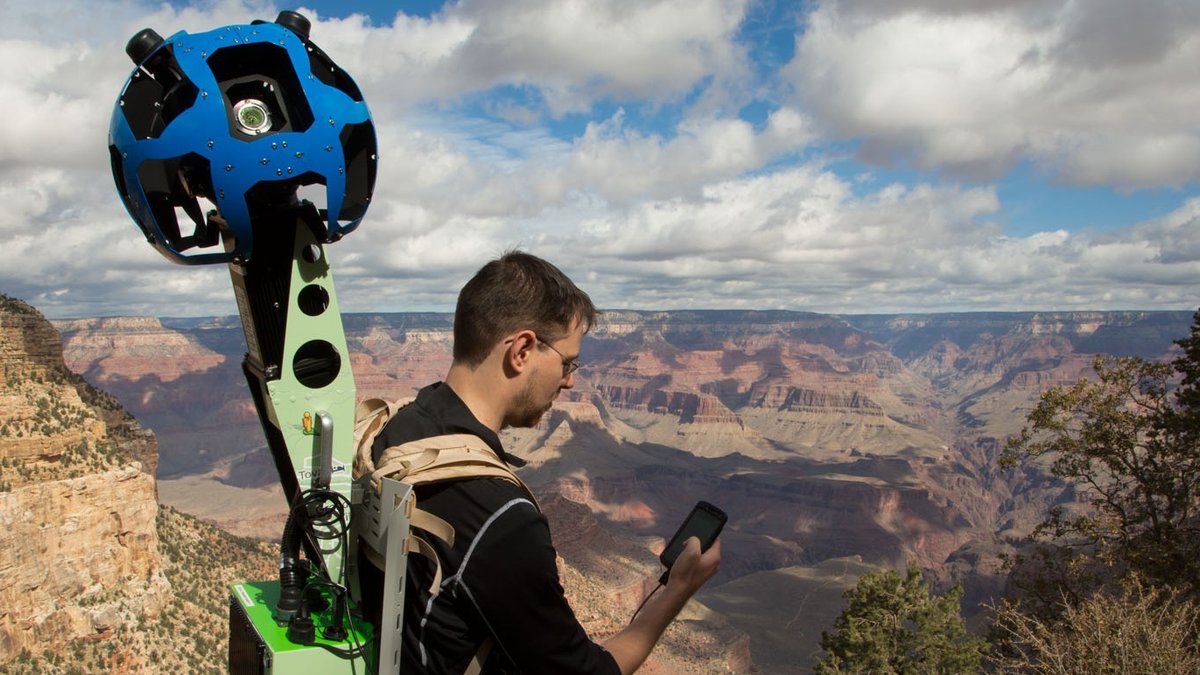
[350,396,535,674]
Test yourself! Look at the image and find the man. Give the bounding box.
[362,250,721,674]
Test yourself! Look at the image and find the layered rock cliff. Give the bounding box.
[0,296,167,661]
[54,316,254,480]
[1,296,282,673]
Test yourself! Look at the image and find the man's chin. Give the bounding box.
[508,406,551,429]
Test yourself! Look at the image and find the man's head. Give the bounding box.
[453,250,597,366]
[449,250,597,430]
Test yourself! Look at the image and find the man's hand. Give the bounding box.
[604,534,723,674]
[665,536,721,592]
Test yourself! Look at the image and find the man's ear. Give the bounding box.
[505,330,538,373]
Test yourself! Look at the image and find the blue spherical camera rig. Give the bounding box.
[108,12,405,674]
[109,10,377,265]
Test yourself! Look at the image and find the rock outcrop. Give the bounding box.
[0,467,170,656]
[0,296,169,661]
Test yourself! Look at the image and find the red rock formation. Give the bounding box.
[0,297,168,661]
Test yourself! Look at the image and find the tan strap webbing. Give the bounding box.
[352,396,411,482]
[403,533,444,594]
[361,501,454,596]
[370,433,538,504]
[361,528,446,596]
[408,505,455,548]
[353,402,522,675]
[463,638,493,675]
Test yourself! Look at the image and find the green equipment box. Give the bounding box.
[228,580,374,674]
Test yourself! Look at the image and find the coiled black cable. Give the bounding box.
[277,486,361,662]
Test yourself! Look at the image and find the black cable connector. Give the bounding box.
[305,582,330,612]
[275,556,308,623]
[322,587,349,642]
[287,604,316,645]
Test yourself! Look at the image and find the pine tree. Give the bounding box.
[1001,308,1200,598]
[1159,308,1200,456]
[816,563,986,674]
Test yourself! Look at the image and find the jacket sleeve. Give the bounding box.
[458,496,621,675]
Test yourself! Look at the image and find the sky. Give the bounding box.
[1,0,1198,319]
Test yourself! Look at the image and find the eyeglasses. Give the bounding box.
[536,336,581,376]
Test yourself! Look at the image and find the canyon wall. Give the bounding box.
[0,297,169,661]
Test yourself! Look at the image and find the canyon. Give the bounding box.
[0,299,735,672]
[43,306,1192,671]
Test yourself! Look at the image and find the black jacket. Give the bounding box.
[360,382,620,674]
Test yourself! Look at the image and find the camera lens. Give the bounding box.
[234,99,272,135]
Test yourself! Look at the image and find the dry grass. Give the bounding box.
[990,580,1200,675]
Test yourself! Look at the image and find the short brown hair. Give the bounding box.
[453,250,597,366]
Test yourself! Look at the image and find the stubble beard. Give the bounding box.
[508,377,556,429]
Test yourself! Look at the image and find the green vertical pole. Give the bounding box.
[263,224,357,583]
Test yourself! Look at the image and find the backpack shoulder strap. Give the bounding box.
[355,397,539,580]
[352,395,415,482]
[372,433,537,505]
[354,397,536,504]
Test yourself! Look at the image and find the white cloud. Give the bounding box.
[440,0,749,111]
[540,168,1198,313]
[313,0,751,118]
[786,0,1200,188]
[0,0,1196,319]
[562,110,802,203]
